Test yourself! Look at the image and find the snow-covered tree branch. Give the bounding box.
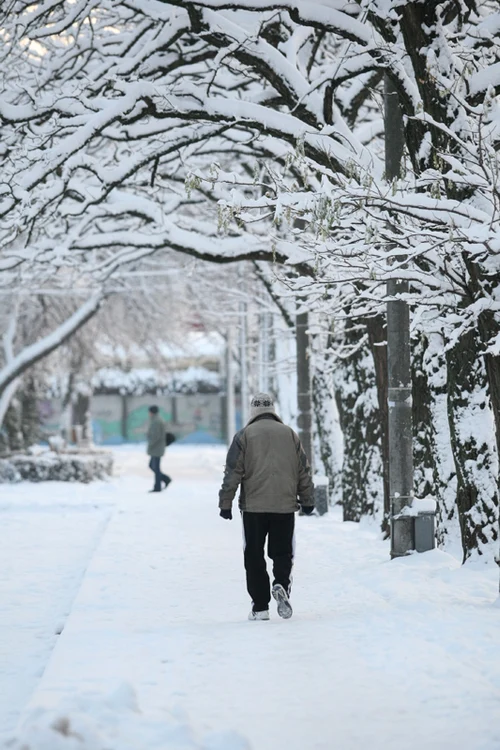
[1,0,500,561]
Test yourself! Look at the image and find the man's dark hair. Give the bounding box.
[149,405,159,414]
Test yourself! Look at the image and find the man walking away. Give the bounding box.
[218,392,314,621]
[147,405,171,493]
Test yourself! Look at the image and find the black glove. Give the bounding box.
[220,508,232,520]
[301,505,314,515]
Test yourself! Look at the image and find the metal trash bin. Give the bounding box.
[413,498,436,553]
[414,512,435,552]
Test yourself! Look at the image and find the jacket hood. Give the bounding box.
[246,411,283,427]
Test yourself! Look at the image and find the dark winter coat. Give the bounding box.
[147,415,166,457]
[218,412,314,514]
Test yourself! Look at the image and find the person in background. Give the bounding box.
[147,405,171,493]
[219,392,314,621]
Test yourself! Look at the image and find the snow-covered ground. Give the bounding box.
[1,445,499,750]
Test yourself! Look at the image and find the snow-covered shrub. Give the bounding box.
[8,452,113,483]
[3,685,250,750]
[47,435,66,453]
[0,458,21,483]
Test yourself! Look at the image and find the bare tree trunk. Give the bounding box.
[334,320,384,522]
[0,377,20,430]
[20,375,40,449]
[412,329,460,552]
[0,293,103,404]
[4,397,23,452]
[365,314,390,535]
[312,355,342,505]
[446,330,499,561]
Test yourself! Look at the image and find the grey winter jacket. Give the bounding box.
[147,415,166,457]
[218,412,314,513]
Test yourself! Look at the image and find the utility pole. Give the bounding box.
[296,307,312,466]
[385,76,415,556]
[225,327,236,444]
[239,300,249,426]
[258,311,270,392]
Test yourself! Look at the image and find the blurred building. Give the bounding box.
[39,332,242,445]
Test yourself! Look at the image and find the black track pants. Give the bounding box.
[148,456,170,491]
[242,511,295,612]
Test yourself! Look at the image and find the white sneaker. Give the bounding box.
[248,609,270,621]
[272,584,293,619]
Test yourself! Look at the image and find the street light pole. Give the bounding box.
[258,311,270,393]
[239,301,248,426]
[384,76,415,557]
[226,327,236,444]
[296,308,312,467]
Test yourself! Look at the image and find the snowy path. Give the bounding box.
[0,483,113,734]
[2,446,500,749]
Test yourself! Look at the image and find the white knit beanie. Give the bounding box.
[249,392,276,420]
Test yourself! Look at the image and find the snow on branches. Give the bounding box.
[1,0,500,558]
